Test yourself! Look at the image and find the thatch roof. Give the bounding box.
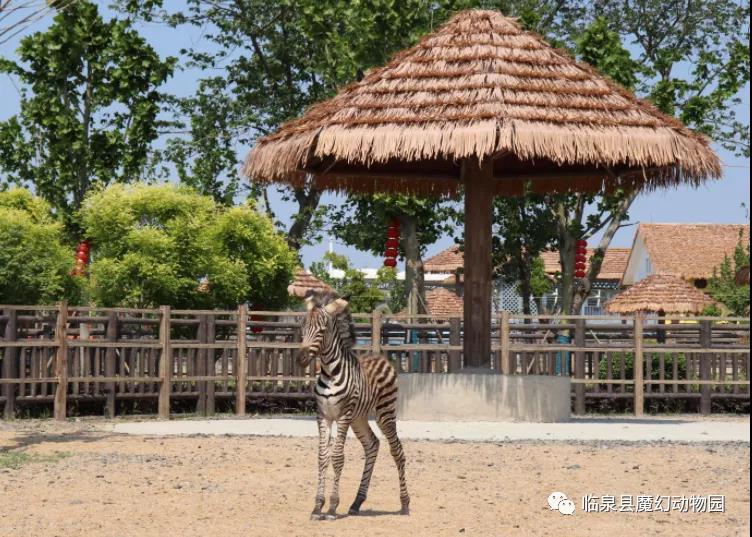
[400,287,464,316]
[605,274,717,314]
[287,269,333,299]
[631,224,750,281]
[244,10,720,196]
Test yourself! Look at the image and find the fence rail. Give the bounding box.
[1,304,749,419]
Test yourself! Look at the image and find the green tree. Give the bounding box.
[490,194,557,315]
[0,188,80,304]
[706,234,750,316]
[0,1,176,233]
[310,252,405,314]
[329,195,454,316]
[80,183,296,309]
[119,0,466,250]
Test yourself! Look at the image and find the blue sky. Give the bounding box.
[1,3,749,270]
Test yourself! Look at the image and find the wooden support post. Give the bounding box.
[196,315,208,415]
[633,314,644,417]
[500,311,511,374]
[54,302,68,421]
[158,306,171,419]
[699,320,712,415]
[573,318,586,415]
[2,308,18,419]
[462,157,494,368]
[235,305,248,416]
[104,312,118,418]
[206,315,216,416]
[371,311,382,355]
[448,318,461,373]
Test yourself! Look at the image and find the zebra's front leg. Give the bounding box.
[311,416,332,520]
[326,418,351,519]
[348,416,380,515]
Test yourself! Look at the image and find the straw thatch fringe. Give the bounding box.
[605,274,718,315]
[243,10,721,194]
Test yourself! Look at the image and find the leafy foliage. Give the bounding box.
[705,234,750,316]
[310,252,405,313]
[329,195,454,257]
[80,183,296,309]
[0,1,176,232]
[0,188,80,304]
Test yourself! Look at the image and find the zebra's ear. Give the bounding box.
[324,298,348,315]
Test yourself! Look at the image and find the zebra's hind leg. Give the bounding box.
[326,418,351,519]
[311,416,332,520]
[377,411,410,515]
[348,417,380,515]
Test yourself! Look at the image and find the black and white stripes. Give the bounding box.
[299,291,410,520]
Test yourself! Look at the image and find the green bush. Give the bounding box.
[0,188,81,304]
[80,183,296,309]
[598,351,688,381]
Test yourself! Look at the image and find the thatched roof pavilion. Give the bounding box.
[287,269,333,299]
[244,10,720,367]
[605,274,718,315]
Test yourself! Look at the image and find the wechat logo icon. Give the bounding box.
[548,492,576,515]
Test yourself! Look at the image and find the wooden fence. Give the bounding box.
[0,304,749,419]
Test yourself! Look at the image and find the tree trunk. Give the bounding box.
[286,186,322,251]
[400,214,426,318]
[559,190,638,315]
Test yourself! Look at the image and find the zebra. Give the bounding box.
[298,290,410,520]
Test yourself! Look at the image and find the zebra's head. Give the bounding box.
[298,290,349,367]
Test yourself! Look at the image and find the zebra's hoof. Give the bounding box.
[324,513,337,521]
[310,513,325,521]
[347,507,360,515]
[400,506,410,516]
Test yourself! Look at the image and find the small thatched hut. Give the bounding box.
[604,274,718,315]
[244,10,720,366]
[287,269,333,299]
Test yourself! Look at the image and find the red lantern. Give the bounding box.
[575,260,586,269]
[386,227,399,239]
[576,239,587,247]
[384,258,397,268]
[385,237,399,249]
[575,254,587,263]
[384,247,398,258]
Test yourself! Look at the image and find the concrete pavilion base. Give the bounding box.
[397,372,571,423]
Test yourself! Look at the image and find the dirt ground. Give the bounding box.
[0,420,749,537]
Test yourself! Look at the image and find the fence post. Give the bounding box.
[206,315,216,416]
[371,310,382,355]
[196,314,208,415]
[104,312,118,418]
[633,314,644,417]
[448,318,461,373]
[54,301,68,421]
[2,308,18,419]
[573,318,586,415]
[500,311,511,374]
[158,306,171,419]
[699,320,712,415]
[235,305,248,416]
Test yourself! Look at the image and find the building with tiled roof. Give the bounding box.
[622,224,749,286]
[287,269,334,299]
[540,248,631,281]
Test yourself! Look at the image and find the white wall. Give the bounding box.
[622,234,652,285]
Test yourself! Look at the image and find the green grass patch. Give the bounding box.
[0,450,71,469]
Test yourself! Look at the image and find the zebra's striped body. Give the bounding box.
[299,292,409,520]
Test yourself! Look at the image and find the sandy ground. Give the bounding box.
[0,419,749,537]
